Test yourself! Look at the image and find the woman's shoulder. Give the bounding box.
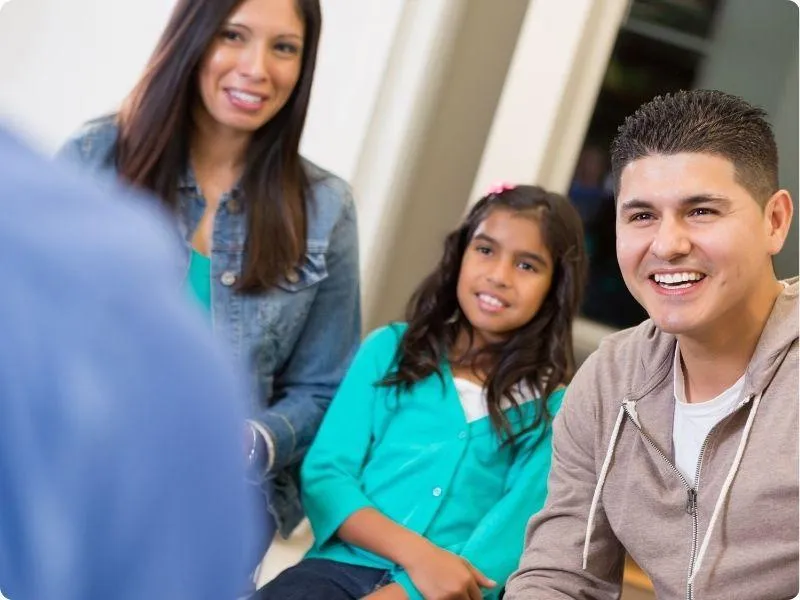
[57,114,119,169]
[300,157,358,249]
[301,158,355,211]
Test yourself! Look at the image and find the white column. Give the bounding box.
[300,0,407,183]
[468,0,630,204]
[352,0,470,323]
[0,0,176,151]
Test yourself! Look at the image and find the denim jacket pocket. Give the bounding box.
[275,245,328,293]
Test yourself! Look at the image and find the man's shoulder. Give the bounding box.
[569,319,674,403]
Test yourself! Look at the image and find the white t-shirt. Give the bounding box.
[452,378,536,423]
[672,345,745,487]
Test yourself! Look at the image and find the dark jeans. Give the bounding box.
[252,558,391,600]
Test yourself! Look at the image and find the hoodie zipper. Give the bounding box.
[685,437,711,600]
[624,395,756,600]
[622,404,704,600]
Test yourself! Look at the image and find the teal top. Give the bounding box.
[301,324,564,600]
[185,249,212,316]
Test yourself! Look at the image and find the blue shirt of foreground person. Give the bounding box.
[0,126,258,600]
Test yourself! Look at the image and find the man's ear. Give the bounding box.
[763,189,794,256]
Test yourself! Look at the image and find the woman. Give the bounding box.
[59,0,361,568]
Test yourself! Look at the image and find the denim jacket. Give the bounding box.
[57,116,362,536]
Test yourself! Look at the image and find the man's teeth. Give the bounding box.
[653,272,704,285]
[478,293,504,308]
[230,90,263,103]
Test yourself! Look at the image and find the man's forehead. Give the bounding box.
[618,153,742,202]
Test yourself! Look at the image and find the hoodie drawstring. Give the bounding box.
[688,392,762,585]
[583,403,626,569]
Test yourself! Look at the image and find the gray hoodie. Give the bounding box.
[506,279,799,600]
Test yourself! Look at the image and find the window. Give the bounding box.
[573,0,798,330]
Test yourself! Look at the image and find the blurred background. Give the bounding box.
[0,0,797,597]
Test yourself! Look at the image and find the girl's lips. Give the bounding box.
[476,292,509,313]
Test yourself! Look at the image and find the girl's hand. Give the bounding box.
[405,543,496,600]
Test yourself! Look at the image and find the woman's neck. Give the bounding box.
[190,108,251,173]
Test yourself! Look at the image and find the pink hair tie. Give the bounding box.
[487,181,515,195]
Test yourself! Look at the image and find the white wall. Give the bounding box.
[696,0,799,278]
[300,0,405,183]
[0,0,174,151]
[0,0,405,187]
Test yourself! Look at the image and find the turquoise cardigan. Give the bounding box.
[301,324,564,599]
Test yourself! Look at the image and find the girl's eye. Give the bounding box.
[518,262,536,272]
[475,246,492,255]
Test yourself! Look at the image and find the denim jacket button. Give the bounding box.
[227,198,241,214]
[286,270,300,284]
[220,271,237,287]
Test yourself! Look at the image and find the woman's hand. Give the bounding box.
[404,543,495,600]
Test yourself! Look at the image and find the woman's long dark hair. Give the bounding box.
[382,186,588,445]
[115,0,322,292]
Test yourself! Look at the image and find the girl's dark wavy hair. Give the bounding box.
[381,185,588,445]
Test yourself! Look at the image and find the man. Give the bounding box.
[505,90,798,599]
[0,126,259,599]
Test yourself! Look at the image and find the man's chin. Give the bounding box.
[648,311,702,337]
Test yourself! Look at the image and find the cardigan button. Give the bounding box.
[432,487,442,497]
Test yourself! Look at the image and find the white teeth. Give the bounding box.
[478,293,504,308]
[653,272,704,285]
[229,90,263,103]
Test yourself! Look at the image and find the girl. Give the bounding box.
[255,184,587,599]
[57,0,360,569]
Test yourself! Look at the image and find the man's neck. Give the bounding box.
[678,279,782,403]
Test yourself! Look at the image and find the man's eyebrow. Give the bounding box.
[619,195,732,212]
[619,199,654,212]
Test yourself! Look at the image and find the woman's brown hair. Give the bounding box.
[115,0,322,292]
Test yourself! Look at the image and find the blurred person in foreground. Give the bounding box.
[0,125,258,600]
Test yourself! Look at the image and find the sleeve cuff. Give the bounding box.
[255,411,297,471]
[303,488,374,548]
